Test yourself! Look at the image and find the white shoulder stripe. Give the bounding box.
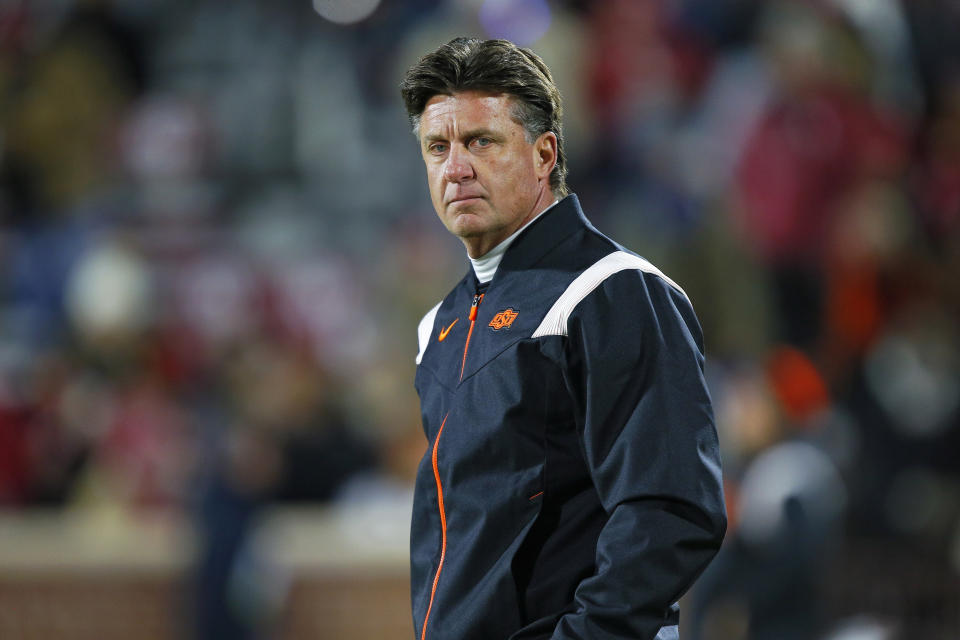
[531,251,689,338]
[415,301,442,364]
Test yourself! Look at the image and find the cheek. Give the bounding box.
[426,166,445,197]
[501,156,537,194]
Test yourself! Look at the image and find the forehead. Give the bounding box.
[419,91,520,135]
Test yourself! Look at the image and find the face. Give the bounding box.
[418,91,557,258]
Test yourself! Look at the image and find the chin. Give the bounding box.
[449,221,487,239]
[447,199,488,215]
[446,206,485,227]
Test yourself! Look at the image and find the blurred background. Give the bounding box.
[0,0,958,638]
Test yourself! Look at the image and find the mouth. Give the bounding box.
[448,195,484,206]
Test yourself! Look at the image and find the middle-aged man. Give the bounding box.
[401,37,726,640]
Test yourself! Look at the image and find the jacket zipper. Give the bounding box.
[421,413,448,640]
[459,293,483,381]
[421,292,483,640]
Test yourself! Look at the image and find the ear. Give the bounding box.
[533,132,557,182]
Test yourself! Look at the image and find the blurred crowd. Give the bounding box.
[1,0,959,638]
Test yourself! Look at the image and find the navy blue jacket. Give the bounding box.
[412,195,726,640]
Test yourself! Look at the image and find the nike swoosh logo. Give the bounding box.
[438,318,459,342]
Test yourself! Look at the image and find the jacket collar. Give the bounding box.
[496,193,589,275]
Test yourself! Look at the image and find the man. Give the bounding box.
[401,37,726,640]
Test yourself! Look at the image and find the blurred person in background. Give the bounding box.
[401,37,725,640]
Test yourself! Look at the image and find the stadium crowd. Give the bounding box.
[1,0,958,638]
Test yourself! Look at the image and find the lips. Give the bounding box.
[448,194,484,205]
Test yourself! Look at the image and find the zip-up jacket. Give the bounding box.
[412,194,726,640]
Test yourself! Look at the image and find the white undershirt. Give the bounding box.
[469,200,559,283]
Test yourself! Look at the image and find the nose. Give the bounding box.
[443,145,475,183]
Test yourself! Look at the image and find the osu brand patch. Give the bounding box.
[489,308,518,330]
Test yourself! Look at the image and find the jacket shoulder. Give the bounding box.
[532,250,690,338]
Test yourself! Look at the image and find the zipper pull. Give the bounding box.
[460,293,484,381]
[469,293,483,321]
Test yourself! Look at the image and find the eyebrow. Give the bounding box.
[422,128,500,144]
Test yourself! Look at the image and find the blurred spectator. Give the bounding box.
[737,1,907,348]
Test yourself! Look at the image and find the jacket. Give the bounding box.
[411,194,726,640]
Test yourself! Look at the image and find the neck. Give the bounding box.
[468,198,559,283]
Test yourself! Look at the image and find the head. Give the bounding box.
[401,38,568,257]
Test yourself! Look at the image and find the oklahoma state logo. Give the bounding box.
[489,308,518,330]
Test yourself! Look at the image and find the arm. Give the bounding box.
[552,269,726,640]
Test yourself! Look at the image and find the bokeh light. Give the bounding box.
[478,0,551,46]
[312,0,381,25]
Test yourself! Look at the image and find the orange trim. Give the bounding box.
[437,318,458,342]
[460,294,483,380]
[422,293,483,639]
[460,320,475,380]
[528,490,544,500]
[421,413,449,640]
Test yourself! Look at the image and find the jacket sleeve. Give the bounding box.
[551,269,727,640]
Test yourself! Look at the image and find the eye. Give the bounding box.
[472,137,492,148]
[428,142,448,155]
